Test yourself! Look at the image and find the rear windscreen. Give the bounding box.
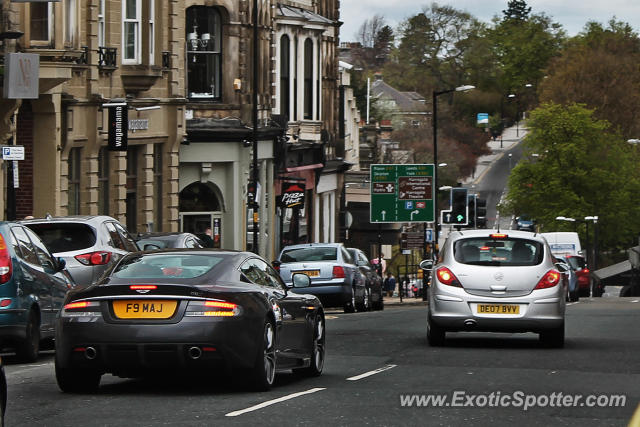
[25,223,96,253]
[112,254,224,279]
[280,247,338,262]
[137,239,170,250]
[454,237,544,266]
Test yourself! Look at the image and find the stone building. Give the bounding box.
[0,0,346,259]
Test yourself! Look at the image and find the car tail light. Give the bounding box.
[186,299,241,317]
[62,300,101,317]
[582,268,589,274]
[435,267,462,287]
[490,233,508,239]
[0,298,12,307]
[0,233,13,284]
[332,266,345,279]
[535,270,561,289]
[75,251,112,266]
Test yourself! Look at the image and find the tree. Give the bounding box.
[539,19,640,139]
[488,6,565,98]
[503,103,640,251]
[502,0,531,22]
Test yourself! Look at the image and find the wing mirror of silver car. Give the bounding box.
[555,262,570,273]
[291,273,311,288]
[56,257,66,272]
[419,259,434,271]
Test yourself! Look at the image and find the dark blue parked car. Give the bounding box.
[0,222,74,362]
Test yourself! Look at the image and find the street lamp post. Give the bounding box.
[251,0,259,254]
[432,85,474,256]
[585,216,599,270]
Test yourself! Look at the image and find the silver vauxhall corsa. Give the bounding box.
[426,230,567,347]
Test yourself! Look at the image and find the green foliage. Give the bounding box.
[539,19,640,139]
[502,0,531,22]
[504,103,640,249]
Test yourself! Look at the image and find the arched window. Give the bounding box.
[179,182,221,212]
[280,35,290,120]
[303,38,313,120]
[186,6,222,100]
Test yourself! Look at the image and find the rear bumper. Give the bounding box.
[429,286,565,333]
[291,283,352,308]
[55,315,262,375]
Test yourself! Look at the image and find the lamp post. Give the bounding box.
[585,216,599,270]
[432,85,474,255]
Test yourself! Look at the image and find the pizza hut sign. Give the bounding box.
[281,182,306,208]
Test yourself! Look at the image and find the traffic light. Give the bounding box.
[476,198,487,228]
[450,188,468,225]
[468,195,476,228]
[400,232,407,249]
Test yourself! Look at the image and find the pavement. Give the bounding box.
[461,124,528,186]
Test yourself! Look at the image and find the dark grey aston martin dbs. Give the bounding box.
[54,250,325,392]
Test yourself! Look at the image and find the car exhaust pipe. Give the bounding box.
[85,346,97,360]
[464,319,477,328]
[188,346,202,360]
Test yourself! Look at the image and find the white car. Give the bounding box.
[425,230,568,347]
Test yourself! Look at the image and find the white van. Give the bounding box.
[540,232,583,257]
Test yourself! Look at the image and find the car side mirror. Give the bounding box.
[419,259,434,271]
[143,244,161,251]
[56,257,66,272]
[555,262,570,273]
[271,260,281,269]
[291,273,311,288]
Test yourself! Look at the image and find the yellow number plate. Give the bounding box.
[296,270,320,277]
[113,300,177,319]
[477,304,520,315]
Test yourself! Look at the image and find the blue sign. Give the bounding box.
[425,228,433,242]
[477,113,489,125]
[405,201,414,210]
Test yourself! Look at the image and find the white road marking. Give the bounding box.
[346,364,397,381]
[225,388,326,417]
[632,300,639,303]
[566,302,580,306]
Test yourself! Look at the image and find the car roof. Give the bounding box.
[137,232,194,239]
[22,215,118,225]
[281,243,344,250]
[447,229,548,243]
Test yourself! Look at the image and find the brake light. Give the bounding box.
[186,299,241,317]
[582,268,589,274]
[0,234,12,284]
[75,251,112,266]
[490,234,508,239]
[62,300,101,317]
[535,270,561,289]
[0,298,12,307]
[332,266,345,279]
[130,285,157,291]
[436,267,462,287]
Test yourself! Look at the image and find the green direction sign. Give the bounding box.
[370,164,435,223]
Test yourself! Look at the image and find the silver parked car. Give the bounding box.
[425,230,568,347]
[22,216,139,287]
[275,243,365,313]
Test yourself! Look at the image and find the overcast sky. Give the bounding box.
[339,0,640,42]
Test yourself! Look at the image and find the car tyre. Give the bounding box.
[343,288,356,313]
[249,320,277,391]
[17,310,40,363]
[539,322,564,348]
[295,315,325,377]
[427,313,446,346]
[55,358,101,393]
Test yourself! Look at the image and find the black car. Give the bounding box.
[135,232,205,250]
[347,248,384,311]
[54,250,325,392]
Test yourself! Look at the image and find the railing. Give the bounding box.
[98,46,117,68]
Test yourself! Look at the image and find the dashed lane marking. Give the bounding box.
[346,364,397,381]
[225,388,326,417]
